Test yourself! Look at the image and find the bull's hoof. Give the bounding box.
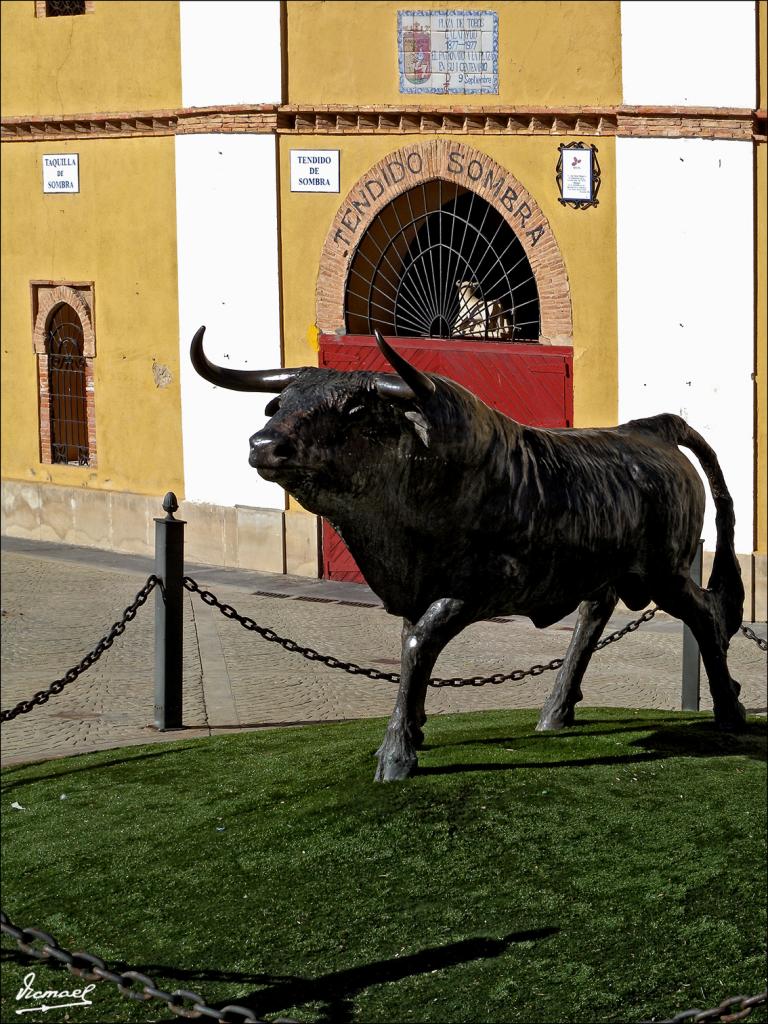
[535,708,575,731]
[374,732,418,782]
[714,700,748,734]
[374,754,417,782]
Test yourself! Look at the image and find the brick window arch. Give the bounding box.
[32,282,97,467]
[317,140,573,345]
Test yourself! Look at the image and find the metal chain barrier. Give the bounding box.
[0,910,272,1024]
[0,574,159,724]
[740,625,768,652]
[1,905,763,1024]
[1,568,764,1023]
[645,990,768,1023]
[183,577,660,688]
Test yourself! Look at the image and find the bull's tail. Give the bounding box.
[625,412,744,637]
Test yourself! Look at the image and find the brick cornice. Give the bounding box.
[1,103,763,142]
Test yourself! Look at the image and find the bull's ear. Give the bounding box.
[405,409,430,447]
[264,396,280,416]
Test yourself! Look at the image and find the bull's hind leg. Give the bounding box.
[375,598,470,783]
[654,576,746,732]
[536,587,618,731]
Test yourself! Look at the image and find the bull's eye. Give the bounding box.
[264,396,280,416]
[347,405,365,417]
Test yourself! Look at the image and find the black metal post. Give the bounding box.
[681,539,704,711]
[154,492,186,730]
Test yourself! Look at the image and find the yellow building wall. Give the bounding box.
[0,0,181,117]
[279,134,618,429]
[0,138,185,497]
[757,0,767,555]
[286,0,622,107]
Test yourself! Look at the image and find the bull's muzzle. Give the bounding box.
[248,430,294,471]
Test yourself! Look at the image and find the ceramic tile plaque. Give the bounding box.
[398,10,498,94]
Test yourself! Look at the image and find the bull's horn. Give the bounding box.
[190,326,304,393]
[373,329,436,401]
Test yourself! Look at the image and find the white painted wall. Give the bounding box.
[616,137,754,554]
[180,0,282,107]
[176,134,284,510]
[620,1,756,107]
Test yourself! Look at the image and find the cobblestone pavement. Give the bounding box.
[1,536,765,766]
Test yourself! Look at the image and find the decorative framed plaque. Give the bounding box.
[556,143,600,209]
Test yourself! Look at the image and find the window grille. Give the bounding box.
[46,304,90,466]
[344,182,540,341]
[45,1,87,15]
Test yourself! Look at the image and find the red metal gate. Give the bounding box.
[319,334,573,583]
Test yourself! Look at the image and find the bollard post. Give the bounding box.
[154,492,186,730]
[681,539,704,711]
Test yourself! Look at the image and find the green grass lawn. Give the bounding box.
[1,708,766,1024]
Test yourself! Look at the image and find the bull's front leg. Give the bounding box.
[375,598,469,783]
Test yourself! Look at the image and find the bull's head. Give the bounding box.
[190,326,437,516]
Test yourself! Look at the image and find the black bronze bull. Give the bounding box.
[191,326,747,782]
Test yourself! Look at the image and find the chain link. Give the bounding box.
[184,577,660,689]
[646,990,768,1023]
[1,572,763,1024]
[0,575,158,724]
[2,906,763,1024]
[0,911,275,1023]
[740,625,768,652]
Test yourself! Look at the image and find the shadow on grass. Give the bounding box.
[438,714,717,749]
[0,744,198,793]
[0,928,556,1023]
[419,719,767,776]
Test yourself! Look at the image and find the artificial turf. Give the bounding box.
[1,707,766,1024]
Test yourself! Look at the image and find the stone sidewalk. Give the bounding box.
[1,535,765,767]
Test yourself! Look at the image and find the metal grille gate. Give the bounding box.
[344,181,541,342]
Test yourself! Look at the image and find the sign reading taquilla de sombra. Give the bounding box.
[398,9,498,94]
[42,154,79,194]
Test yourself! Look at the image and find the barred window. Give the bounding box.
[36,1,93,18]
[46,304,91,465]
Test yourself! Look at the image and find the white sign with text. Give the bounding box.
[42,154,80,194]
[561,147,593,202]
[290,150,340,193]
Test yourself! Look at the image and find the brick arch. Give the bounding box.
[33,284,95,357]
[316,139,572,344]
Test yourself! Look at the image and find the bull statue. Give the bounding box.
[191,326,747,782]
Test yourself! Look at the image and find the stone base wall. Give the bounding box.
[1,478,765,620]
[0,479,320,578]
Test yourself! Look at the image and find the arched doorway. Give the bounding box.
[316,141,574,582]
